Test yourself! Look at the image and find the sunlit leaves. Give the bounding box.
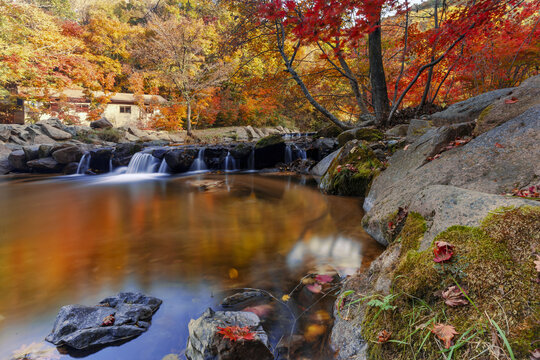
[217,325,256,342]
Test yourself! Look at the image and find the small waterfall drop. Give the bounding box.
[223,152,236,172]
[294,145,307,160]
[109,159,114,173]
[190,148,208,172]
[285,144,293,163]
[248,148,255,171]
[76,153,90,174]
[126,153,160,174]
[158,158,169,174]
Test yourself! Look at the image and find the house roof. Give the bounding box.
[18,88,167,105]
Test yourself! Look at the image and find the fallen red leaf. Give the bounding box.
[217,325,256,342]
[442,286,468,307]
[315,274,333,284]
[432,323,458,349]
[377,330,392,343]
[505,97,519,104]
[101,314,115,327]
[495,142,504,148]
[433,241,454,263]
[306,283,322,293]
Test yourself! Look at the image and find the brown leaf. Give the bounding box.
[377,330,392,343]
[495,142,504,148]
[442,286,468,307]
[101,314,115,326]
[431,323,458,349]
[534,255,540,273]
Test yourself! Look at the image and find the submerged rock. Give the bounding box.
[254,134,286,169]
[45,292,162,351]
[185,308,273,360]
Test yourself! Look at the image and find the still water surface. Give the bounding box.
[0,173,383,359]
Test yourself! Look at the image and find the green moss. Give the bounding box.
[337,128,384,147]
[315,124,343,138]
[399,212,427,254]
[96,128,123,143]
[255,134,284,149]
[360,206,540,359]
[321,140,382,196]
[473,104,493,136]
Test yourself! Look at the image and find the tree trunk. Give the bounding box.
[336,52,369,116]
[368,20,390,126]
[186,101,192,136]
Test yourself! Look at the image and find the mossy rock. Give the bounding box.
[319,140,382,196]
[337,128,383,147]
[361,206,540,359]
[255,134,284,149]
[316,124,343,138]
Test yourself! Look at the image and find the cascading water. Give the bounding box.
[294,145,307,160]
[158,158,169,174]
[76,153,90,174]
[189,148,208,172]
[126,153,160,174]
[285,144,293,163]
[248,148,255,171]
[109,159,114,173]
[223,152,237,172]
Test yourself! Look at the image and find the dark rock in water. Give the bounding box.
[89,148,113,173]
[203,146,228,169]
[220,290,270,308]
[151,148,169,160]
[255,135,286,169]
[45,292,162,351]
[90,117,113,129]
[52,145,83,164]
[309,137,338,161]
[63,162,79,175]
[8,150,28,171]
[113,143,144,166]
[165,148,198,173]
[27,157,63,173]
[185,308,273,360]
[287,158,317,175]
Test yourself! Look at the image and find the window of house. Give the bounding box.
[120,106,132,114]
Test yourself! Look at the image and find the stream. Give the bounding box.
[0,173,383,359]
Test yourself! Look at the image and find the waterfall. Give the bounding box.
[248,148,255,171]
[285,144,293,163]
[294,145,307,160]
[158,158,169,174]
[189,148,208,172]
[76,153,90,174]
[126,153,160,174]
[109,159,113,173]
[223,152,236,172]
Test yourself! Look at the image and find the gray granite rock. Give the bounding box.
[45,292,162,350]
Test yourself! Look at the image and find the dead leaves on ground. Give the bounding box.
[426,137,472,162]
[431,323,458,349]
[387,207,408,236]
[377,330,392,343]
[441,286,468,307]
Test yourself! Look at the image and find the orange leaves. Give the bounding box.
[377,330,392,343]
[431,323,458,349]
[495,142,505,149]
[433,241,454,263]
[217,326,256,342]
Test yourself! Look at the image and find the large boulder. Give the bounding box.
[364,106,540,246]
[8,149,28,172]
[311,149,339,177]
[38,123,72,141]
[406,119,434,143]
[26,157,63,173]
[52,145,84,164]
[0,126,11,142]
[319,140,383,197]
[185,308,273,360]
[430,87,515,125]
[112,143,144,167]
[0,144,12,174]
[22,145,40,162]
[164,148,199,173]
[90,117,113,129]
[46,292,162,351]
[474,74,540,135]
[254,134,286,169]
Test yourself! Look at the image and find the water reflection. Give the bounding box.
[0,174,383,359]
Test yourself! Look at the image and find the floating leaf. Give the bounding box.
[217,326,255,342]
[442,285,468,307]
[377,330,392,343]
[433,241,454,263]
[282,294,290,302]
[304,324,326,342]
[432,323,458,349]
[315,274,333,284]
[101,314,115,326]
[242,304,273,318]
[306,283,322,293]
[228,268,239,279]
